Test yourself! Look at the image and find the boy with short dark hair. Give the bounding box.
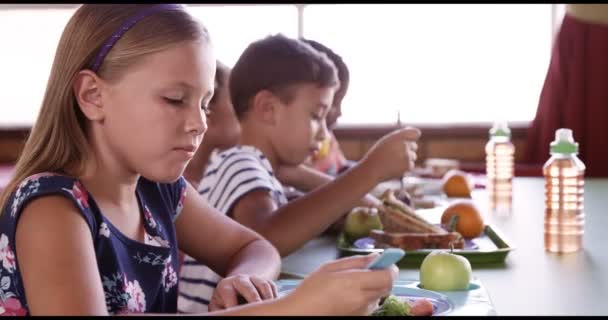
[178,34,420,313]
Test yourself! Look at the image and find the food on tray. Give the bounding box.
[374,190,462,249]
[392,187,413,206]
[410,298,434,316]
[395,183,441,209]
[371,295,434,316]
[369,230,464,251]
[440,200,485,239]
[344,207,383,242]
[441,169,473,198]
[419,251,472,291]
[379,190,446,234]
[369,190,464,250]
[371,295,410,316]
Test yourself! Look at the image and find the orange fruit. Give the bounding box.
[440,200,485,239]
[441,169,473,198]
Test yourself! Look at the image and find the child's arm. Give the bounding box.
[232,127,421,256]
[175,182,281,308]
[277,164,382,208]
[15,194,394,316]
[205,254,398,316]
[16,196,111,315]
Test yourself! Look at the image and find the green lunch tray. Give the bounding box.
[337,224,514,268]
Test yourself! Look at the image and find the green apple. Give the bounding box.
[343,207,383,242]
[419,251,472,291]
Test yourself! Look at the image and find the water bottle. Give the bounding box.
[485,122,515,211]
[543,128,585,253]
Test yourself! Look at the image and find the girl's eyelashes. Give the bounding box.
[164,96,207,112]
[163,92,212,115]
[164,97,184,105]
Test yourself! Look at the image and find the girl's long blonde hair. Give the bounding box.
[0,4,209,212]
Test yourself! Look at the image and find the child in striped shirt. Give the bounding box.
[178,33,420,313]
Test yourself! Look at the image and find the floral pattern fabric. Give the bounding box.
[0,173,187,315]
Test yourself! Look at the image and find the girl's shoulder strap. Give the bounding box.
[139,175,187,224]
[2,172,98,240]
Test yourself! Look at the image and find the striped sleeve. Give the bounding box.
[177,255,219,313]
[199,149,279,215]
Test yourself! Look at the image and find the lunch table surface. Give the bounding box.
[281,177,608,316]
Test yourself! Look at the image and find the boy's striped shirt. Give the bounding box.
[177,145,287,313]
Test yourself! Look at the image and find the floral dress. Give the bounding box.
[0,172,187,315]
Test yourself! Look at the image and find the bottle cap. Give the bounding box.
[550,128,578,154]
[489,122,511,138]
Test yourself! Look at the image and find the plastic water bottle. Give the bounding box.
[485,122,515,211]
[543,128,585,253]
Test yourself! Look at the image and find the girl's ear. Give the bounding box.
[72,70,105,122]
[250,90,281,126]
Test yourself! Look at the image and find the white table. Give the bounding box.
[282,178,608,316]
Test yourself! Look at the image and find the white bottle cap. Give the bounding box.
[489,121,511,138]
[556,128,574,143]
[551,128,578,154]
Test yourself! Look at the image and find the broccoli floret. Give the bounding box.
[370,295,411,316]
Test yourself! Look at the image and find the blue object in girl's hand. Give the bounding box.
[366,248,406,270]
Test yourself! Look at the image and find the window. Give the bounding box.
[303,4,554,125]
[186,5,298,68]
[0,7,76,127]
[0,4,559,127]
[0,4,297,127]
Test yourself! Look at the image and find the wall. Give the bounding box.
[333,122,537,175]
[0,123,531,166]
[0,129,27,164]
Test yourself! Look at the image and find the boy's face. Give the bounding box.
[204,63,241,150]
[100,40,216,183]
[272,83,335,166]
[325,80,348,129]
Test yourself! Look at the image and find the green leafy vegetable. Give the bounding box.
[370,295,411,316]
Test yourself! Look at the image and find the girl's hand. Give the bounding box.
[208,275,278,311]
[284,254,398,316]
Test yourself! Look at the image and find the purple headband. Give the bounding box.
[89,4,183,72]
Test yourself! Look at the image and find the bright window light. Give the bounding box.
[0,7,76,127]
[186,5,298,68]
[0,4,555,127]
[303,4,553,125]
